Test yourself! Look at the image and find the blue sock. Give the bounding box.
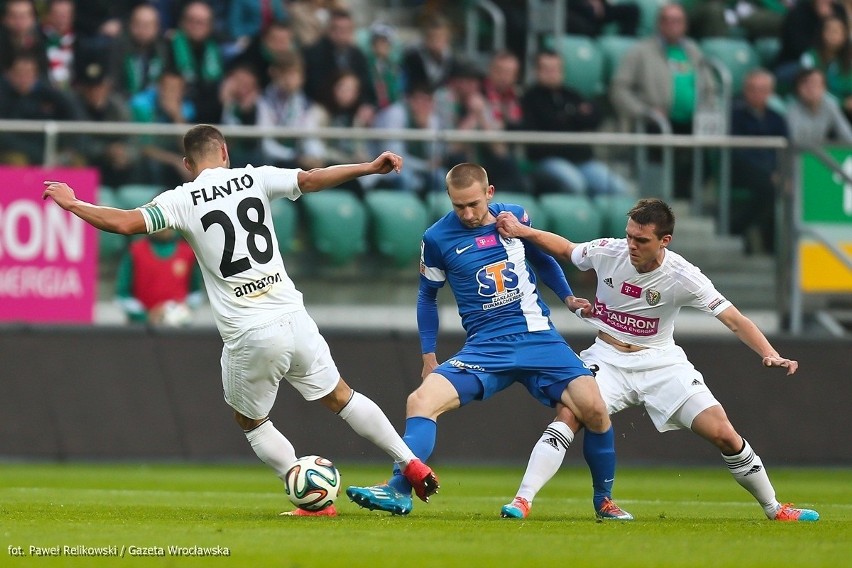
[583,426,616,511]
[387,416,436,494]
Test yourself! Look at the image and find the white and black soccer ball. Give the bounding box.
[284,455,340,511]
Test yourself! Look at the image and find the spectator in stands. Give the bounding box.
[566,0,640,38]
[228,0,288,55]
[130,70,196,186]
[257,52,326,170]
[364,22,403,110]
[116,229,203,327]
[775,0,847,89]
[302,8,375,106]
[316,70,375,193]
[482,50,523,131]
[68,47,139,187]
[786,67,852,146]
[112,3,168,99]
[609,3,715,198]
[219,64,263,167]
[0,0,48,74]
[688,0,788,41]
[229,20,296,89]
[401,14,457,92]
[800,16,852,122]
[165,1,224,124]
[371,82,447,194]
[437,60,528,193]
[72,0,128,40]
[523,50,629,198]
[730,69,788,255]
[40,0,76,90]
[0,52,75,165]
[288,0,344,48]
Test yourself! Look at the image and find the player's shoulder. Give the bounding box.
[578,237,627,258]
[491,202,530,224]
[660,249,713,285]
[424,211,456,240]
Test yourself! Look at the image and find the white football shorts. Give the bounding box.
[220,309,340,419]
[579,338,720,432]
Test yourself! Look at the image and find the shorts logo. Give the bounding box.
[621,282,642,298]
[645,288,661,306]
[447,359,485,371]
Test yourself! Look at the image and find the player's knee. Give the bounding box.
[707,422,740,453]
[234,410,265,431]
[582,402,610,432]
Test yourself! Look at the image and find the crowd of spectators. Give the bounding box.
[2,0,852,253]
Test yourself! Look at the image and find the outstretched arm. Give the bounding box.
[716,306,798,375]
[42,181,147,235]
[496,211,576,262]
[417,282,440,379]
[297,151,403,193]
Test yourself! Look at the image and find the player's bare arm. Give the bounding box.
[297,151,403,192]
[42,181,147,235]
[421,352,439,380]
[716,306,798,375]
[495,211,575,261]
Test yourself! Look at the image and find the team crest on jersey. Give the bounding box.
[645,288,661,306]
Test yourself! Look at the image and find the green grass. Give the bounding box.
[1,463,850,567]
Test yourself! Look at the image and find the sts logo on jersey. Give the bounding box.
[476,260,521,309]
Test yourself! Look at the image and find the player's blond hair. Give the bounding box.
[446,163,489,192]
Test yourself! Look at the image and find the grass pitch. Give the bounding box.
[1,462,849,567]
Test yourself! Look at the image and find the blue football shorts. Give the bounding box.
[433,329,592,407]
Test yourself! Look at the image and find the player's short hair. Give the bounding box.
[183,124,225,168]
[446,163,489,192]
[628,198,675,238]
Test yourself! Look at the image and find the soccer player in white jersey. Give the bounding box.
[494,198,819,522]
[346,163,632,519]
[41,124,438,517]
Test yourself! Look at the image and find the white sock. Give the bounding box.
[245,420,297,482]
[516,421,574,503]
[722,438,780,518]
[338,391,415,465]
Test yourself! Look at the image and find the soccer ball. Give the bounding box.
[284,455,340,511]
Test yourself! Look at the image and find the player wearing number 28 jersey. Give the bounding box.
[42,125,438,516]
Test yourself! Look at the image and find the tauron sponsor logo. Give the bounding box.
[593,299,659,336]
[233,272,282,297]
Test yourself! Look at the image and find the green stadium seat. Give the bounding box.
[270,199,298,255]
[426,191,453,222]
[116,184,162,210]
[597,35,638,85]
[539,194,604,243]
[493,192,543,226]
[300,190,367,265]
[594,195,638,236]
[700,38,760,95]
[364,190,429,266]
[96,186,129,259]
[554,35,606,98]
[753,36,781,68]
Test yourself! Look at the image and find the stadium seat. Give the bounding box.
[425,191,453,222]
[539,194,604,243]
[494,192,543,226]
[115,184,162,210]
[700,38,760,95]
[364,190,429,266]
[270,198,298,255]
[300,190,367,265]
[597,35,638,85]
[96,186,129,259]
[553,35,606,98]
[753,36,781,68]
[594,195,638,236]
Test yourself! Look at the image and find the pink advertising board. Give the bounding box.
[0,167,99,323]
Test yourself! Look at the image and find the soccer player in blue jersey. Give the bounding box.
[346,162,632,519]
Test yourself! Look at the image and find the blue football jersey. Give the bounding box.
[420,203,555,342]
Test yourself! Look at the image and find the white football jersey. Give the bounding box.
[139,165,305,340]
[571,238,732,349]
